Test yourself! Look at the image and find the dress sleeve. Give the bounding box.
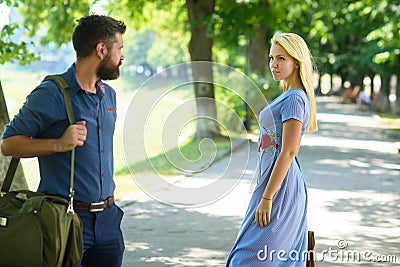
[280,92,307,123]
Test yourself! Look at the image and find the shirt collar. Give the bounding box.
[64,64,106,96]
[96,80,106,94]
[63,64,81,96]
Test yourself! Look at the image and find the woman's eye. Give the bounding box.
[279,57,285,61]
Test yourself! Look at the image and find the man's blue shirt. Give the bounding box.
[2,64,117,203]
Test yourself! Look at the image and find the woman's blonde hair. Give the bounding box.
[271,32,318,132]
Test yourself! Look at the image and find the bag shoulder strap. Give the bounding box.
[1,158,19,193]
[44,75,75,124]
[43,75,76,210]
[1,75,76,210]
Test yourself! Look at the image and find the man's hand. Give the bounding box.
[1,121,87,158]
[57,121,87,152]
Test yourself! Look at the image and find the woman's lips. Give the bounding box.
[271,70,279,75]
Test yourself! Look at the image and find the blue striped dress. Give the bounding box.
[226,89,310,267]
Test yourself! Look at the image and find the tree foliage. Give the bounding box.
[1,0,398,190]
[0,23,37,64]
[19,0,91,47]
[1,0,399,105]
[0,0,37,65]
[111,1,190,67]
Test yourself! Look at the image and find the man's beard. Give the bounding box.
[97,55,121,80]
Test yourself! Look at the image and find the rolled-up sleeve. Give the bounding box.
[2,82,64,139]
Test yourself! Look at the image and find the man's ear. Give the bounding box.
[96,42,108,59]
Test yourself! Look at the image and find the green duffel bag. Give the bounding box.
[0,75,83,266]
[0,190,83,267]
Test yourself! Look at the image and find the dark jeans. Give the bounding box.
[77,202,125,267]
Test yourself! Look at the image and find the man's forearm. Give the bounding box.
[0,135,60,158]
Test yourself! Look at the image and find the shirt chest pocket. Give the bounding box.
[78,106,99,124]
[103,107,116,130]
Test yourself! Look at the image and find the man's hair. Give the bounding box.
[72,15,126,58]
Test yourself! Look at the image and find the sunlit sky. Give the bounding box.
[0,2,10,28]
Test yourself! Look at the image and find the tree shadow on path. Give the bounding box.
[120,200,241,267]
[302,97,400,266]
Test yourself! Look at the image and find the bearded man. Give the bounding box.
[1,15,127,267]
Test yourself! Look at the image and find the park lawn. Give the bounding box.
[1,65,237,200]
[113,135,232,200]
[1,65,191,187]
[116,135,232,176]
[0,66,48,115]
[377,113,400,137]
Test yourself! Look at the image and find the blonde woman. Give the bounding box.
[226,32,318,266]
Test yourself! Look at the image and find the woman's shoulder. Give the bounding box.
[263,89,307,111]
[282,88,308,104]
[284,88,307,97]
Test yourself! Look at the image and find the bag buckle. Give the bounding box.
[0,217,7,227]
[67,194,75,214]
[89,201,105,212]
[67,203,75,214]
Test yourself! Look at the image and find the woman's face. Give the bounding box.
[269,43,298,82]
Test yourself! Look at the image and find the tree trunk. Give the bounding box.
[0,80,28,191]
[315,73,322,96]
[373,74,390,113]
[396,75,400,115]
[247,25,267,76]
[369,73,375,103]
[349,74,363,89]
[243,1,269,130]
[186,0,220,139]
[247,0,268,77]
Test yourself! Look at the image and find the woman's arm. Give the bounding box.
[255,118,303,227]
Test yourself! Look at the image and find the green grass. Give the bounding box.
[377,112,400,138]
[391,129,400,136]
[0,64,198,191]
[0,66,48,115]
[1,65,241,200]
[113,135,233,200]
[116,135,232,177]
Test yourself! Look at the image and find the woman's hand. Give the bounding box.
[255,199,272,227]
